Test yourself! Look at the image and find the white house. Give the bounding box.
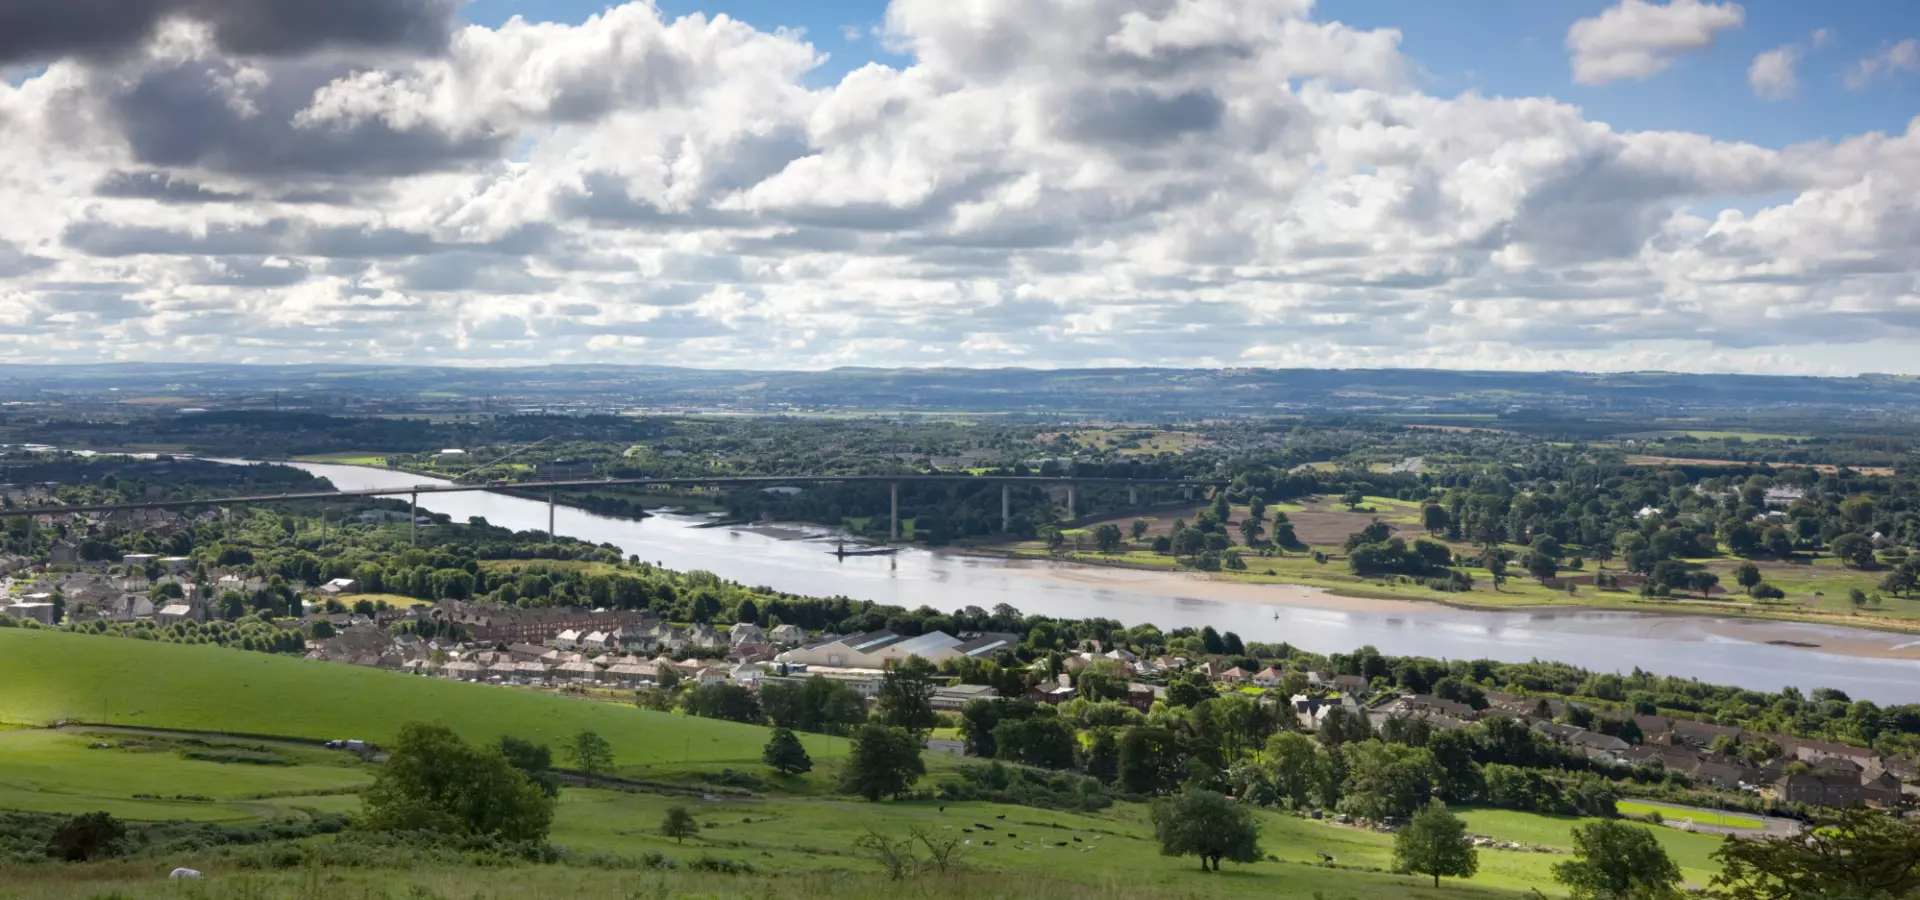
[729,623,767,646]
[581,630,615,652]
[318,578,359,595]
[157,603,198,625]
[769,624,807,646]
[555,629,582,650]
[1252,666,1285,689]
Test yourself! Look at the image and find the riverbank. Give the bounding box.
[974,543,1920,644]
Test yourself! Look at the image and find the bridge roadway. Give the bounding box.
[0,473,1229,541]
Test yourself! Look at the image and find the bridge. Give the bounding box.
[0,473,1229,543]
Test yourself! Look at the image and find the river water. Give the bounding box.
[276,461,1920,704]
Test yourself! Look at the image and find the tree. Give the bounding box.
[682,682,765,724]
[361,723,554,841]
[841,724,925,801]
[875,655,938,733]
[762,727,813,775]
[1150,790,1261,872]
[994,716,1078,770]
[1343,490,1365,509]
[1525,551,1560,584]
[1131,518,1150,540]
[1832,533,1877,570]
[1041,525,1066,552]
[46,812,125,862]
[1711,808,1920,900]
[1423,504,1450,535]
[1094,523,1124,552]
[1339,740,1439,822]
[567,730,615,777]
[1734,561,1763,594]
[1551,820,1681,900]
[1689,570,1721,598]
[1318,705,1374,748]
[1485,548,1510,591]
[762,675,867,735]
[497,736,560,797]
[1119,726,1187,795]
[1263,731,1323,808]
[1395,801,1478,888]
[1879,561,1919,600]
[660,805,698,843]
[655,664,683,693]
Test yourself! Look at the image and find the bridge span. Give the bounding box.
[2,472,1229,543]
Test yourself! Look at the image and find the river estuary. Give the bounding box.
[275,461,1920,704]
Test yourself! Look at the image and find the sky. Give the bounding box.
[1,0,1918,375]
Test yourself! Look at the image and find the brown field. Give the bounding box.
[1625,455,1894,476]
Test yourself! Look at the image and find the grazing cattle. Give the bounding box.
[1007,833,1016,838]
[1317,852,1336,864]
[1072,837,1082,842]
[996,814,1005,819]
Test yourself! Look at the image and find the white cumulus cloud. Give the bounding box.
[0,0,1916,374]
[1567,0,1745,85]
[1748,44,1801,100]
[1845,38,1919,90]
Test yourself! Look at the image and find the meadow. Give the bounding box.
[0,629,842,768]
[0,629,1746,899]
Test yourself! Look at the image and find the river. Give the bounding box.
[276,461,1920,704]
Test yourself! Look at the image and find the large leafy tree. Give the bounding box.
[762,727,813,776]
[840,724,925,801]
[1552,821,1682,900]
[1395,801,1479,888]
[567,730,614,776]
[1150,789,1261,872]
[497,736,560,797]
[361,723,554,841]
[1262,731,1324,809]
[1339,740,1439,822]
[1711,808,1920,900]
[875,655,937,733]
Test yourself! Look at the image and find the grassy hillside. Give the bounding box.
[0,629,839,768]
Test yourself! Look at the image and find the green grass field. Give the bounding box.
[0,629,842,770]
[0,730,370,821]
[1614,801,1763,830]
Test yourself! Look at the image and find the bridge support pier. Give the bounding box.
[1129,485,1139,506]
[549,492,556,539]
[409,493,417,545]
[1002,483,1011,533]
[1066,484,1076,520]
[890,482,900,542]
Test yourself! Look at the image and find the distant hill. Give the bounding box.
[2,362,1919,416]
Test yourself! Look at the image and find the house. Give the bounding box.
[1408,695,1476,718]
[1671,719,1745,748]
[694,666,730,686]
[1027,682,1077,705]
[3,600,55,625]
[729,662,768,687]
[581,630,616,652]
[1124,683,1166,712]
[1635,715,1673,743]
[318,578,359,595]
[1569,731,1630,754]
[555,629,582,650]
[1862,771,1904,806]
[122,553,158,568]
[156,603,198,624]
[160,556,193,574]
[1215,666,1249,685]
[1788,737,1881,770]
[1332,674,1369,695]
[554,660,600,683]
[931,683,999,711]
[49,542,79,565]
[1251,666,1285,689]
[729,623,767,646]
[1532,721,1582,743]
[1689,761,1749,790]
[769,624,807,646]
[1776,772,1867,807]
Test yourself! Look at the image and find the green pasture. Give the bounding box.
[0,630,843,769]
